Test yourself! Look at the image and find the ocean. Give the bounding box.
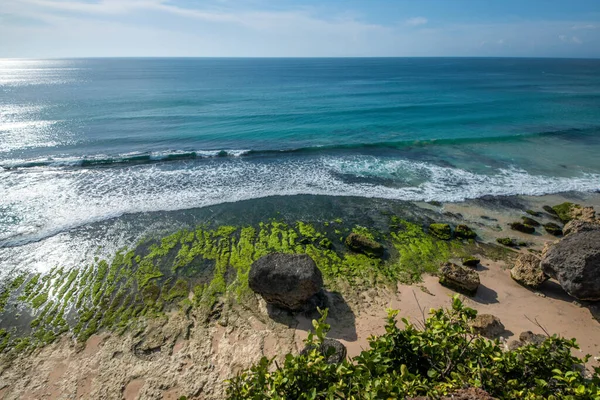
[2,57,600,273]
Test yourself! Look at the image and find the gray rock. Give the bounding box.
[300,338,347,364]
[540,230,600,301]
[249,253,323,311]
[563,219,600,237]
[439,262,480,296]
[471,314,505,338]
[510,253,548,289]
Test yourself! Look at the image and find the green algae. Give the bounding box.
[389,220,467,283]
[428,223,452,240]
[1,213,512,356]
[552,202,581,223]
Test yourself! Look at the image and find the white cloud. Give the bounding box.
[406,17,428,27]
[572,24,598,30]
[559,34,583,44]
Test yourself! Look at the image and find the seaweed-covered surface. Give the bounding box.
[0,195,509,357]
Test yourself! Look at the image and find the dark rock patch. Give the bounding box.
[249,253,324,311]
[509,222,535,234]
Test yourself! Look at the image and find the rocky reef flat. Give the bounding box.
[1,192,600,399]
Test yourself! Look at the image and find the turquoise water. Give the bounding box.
[2,58,600,249]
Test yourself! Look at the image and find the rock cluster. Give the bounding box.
[249,253,324,311]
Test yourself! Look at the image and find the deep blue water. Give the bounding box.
[2,58,600,251]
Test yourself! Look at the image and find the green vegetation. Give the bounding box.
[227,297,600,399]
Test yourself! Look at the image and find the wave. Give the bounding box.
[2,153,600,248]
[1,126,597,170]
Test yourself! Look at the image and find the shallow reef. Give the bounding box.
[0,214,506,357]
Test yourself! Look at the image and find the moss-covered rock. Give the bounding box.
[521,217,540,227]
[543,205,558,217]
[428,223,452,240]
[454,225,476,240]
[526,210,542,217]
[509,222,535,234]
[544,222,563,236]
[344,233,384,258]
[496,237,516,247]
[552,202,581,223]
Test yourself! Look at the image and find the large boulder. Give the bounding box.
[470,314,505,338]
[249,253,323,311]
[540,230,600,301]
[345,233,384,257]
[439,262,480,296]
[300,338,347,364]
[510,253,548,289]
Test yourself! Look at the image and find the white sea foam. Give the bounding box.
[1,155,600,247]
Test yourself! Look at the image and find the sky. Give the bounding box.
[1,0,599,58]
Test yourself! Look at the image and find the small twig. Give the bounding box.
[412,290,427,329]
[524,314,551,337]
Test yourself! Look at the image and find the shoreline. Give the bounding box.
[0,191,599,398]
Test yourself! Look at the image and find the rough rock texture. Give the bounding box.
[563,219,600,237]
[344,233,384,257]
[455,224,477,240]
[249,253,323,311]
[509,222,535,234]
[543,222,563,236]
[540,230,600,301]
[510,253,547,289]
[300,338,347,364]
[570,205,596,223]
[470,314,505,338]
[439,262,480,296]
[508,331,547,350]
[429,223,452,240]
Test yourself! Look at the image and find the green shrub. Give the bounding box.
[226,297,600,399]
